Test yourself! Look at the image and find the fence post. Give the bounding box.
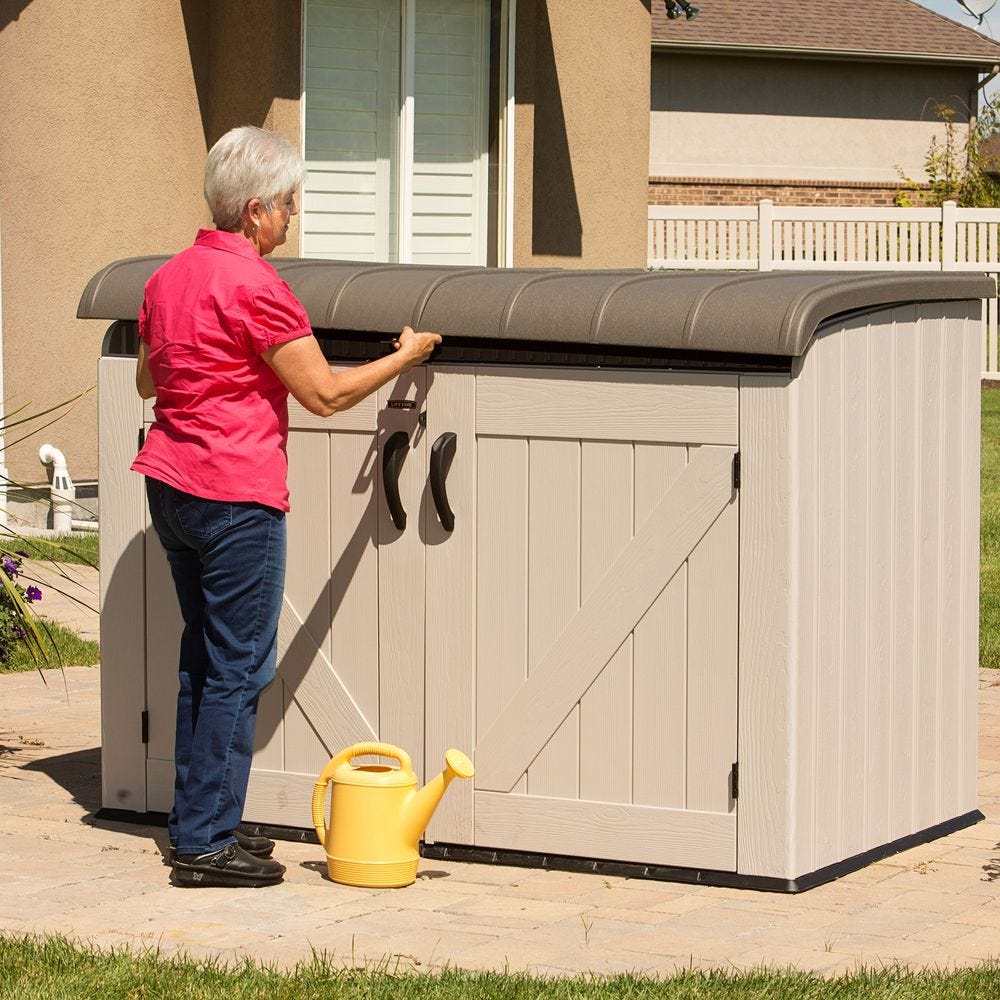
[758,199,774,272]
[942,200,957,271]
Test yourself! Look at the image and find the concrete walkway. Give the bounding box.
[0,590,998,976]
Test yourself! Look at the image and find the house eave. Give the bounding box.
[651,39,1000,69]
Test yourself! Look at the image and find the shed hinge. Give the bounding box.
[138,426,145,452]
[141,710,149,745]
[731,761,739,801]
[732,452,741,490]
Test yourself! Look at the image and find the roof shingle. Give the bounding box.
[651,0,1000,65]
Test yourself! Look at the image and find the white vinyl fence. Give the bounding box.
[648,200,1000,378]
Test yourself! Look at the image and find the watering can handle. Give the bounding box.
[311,742,414,846]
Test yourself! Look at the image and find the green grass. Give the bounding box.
[0,619,99,672]
[0,936,997,1000]
[0,531,98,568]
[982,389,1000,669]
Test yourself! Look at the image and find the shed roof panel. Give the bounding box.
[79,258,994,359]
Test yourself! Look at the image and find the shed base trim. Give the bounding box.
[422,809,985,893]
[94,808,984,893]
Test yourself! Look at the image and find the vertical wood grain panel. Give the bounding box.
[936,308,980,822]
[425,368,476,843]
[891,305,919,841]
[328,431,381,735]
[377,372,427,778]
[782,302,980,879]
[476,436,528,796]
[687,489,738,815]
[813,330,845,868]
[916,308,943,830]
[633,444,688,808]
[793,359,818,877]
[143,512,182,776]
[275,430,333,773]
[961,315,981,811]
[938,307,964,821]
[865,311,894,849]
[738,376,795,879]
[580,441,633,804]
[527,439,581,798]
[98,358,149,812]
[840,318,869,860]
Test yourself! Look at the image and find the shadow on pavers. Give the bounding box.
[20,746,169,856]
[22,746,101,814]
[985,843,1000,883]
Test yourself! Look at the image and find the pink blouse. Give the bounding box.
[131,229,312,511]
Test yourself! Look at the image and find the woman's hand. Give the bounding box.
[392,326,442,368]
[266,327,443,417]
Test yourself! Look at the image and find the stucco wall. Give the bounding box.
[0,0,303,485]
[514,0,650,268]
[650,53,977,184]
[1,0,649,485]
[0,0,208,485]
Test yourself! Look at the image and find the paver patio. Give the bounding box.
[1,565,998,977]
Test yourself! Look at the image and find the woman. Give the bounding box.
[133,126,441,888]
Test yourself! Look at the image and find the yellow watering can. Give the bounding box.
[312,741,474,888]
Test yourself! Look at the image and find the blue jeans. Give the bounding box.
[146,478,286,856]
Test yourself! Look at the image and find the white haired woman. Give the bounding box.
[133,126,440,888]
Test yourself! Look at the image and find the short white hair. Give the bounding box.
[203,126,306,231]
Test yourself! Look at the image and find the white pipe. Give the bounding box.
[38,443,75,533]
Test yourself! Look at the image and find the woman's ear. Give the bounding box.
[243,198,262,236]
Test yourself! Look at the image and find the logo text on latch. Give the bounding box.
[387,400,416,410]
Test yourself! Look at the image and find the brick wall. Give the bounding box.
[648,177,937,208]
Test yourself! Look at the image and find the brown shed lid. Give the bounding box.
[78,257,994,359]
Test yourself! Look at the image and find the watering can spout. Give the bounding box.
[403,748,475,846]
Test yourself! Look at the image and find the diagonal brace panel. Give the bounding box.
[475,446,737,792]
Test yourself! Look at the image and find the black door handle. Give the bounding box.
[382,430,409,531]
[430,432,457,532]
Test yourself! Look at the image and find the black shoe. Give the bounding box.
[233,828,275,858]
[167,828,275,864]
[171,843,285,888]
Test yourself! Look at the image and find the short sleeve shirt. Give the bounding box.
[131,229,312,511]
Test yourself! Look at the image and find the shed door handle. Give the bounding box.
[382,430,409,531]
[430,432,457,532]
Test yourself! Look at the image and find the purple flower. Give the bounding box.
[2,557,17,578]
[15,550,28,558]
[25,586,41,603]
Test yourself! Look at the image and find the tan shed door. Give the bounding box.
[143,370,430,828]
[426,368,740,872]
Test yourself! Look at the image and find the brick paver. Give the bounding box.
[1,646,998,977]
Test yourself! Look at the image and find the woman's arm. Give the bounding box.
[135,340,156,399]
[263,326,441,417]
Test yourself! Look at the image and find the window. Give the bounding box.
[303,0,510,266]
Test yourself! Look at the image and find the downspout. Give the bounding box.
[970,64,1000,143]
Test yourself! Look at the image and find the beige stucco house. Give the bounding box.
[3,0,1000,490]
[0,0,651,486]
[650,0,1000,206]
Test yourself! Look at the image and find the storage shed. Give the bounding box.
[81,262,990,892]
